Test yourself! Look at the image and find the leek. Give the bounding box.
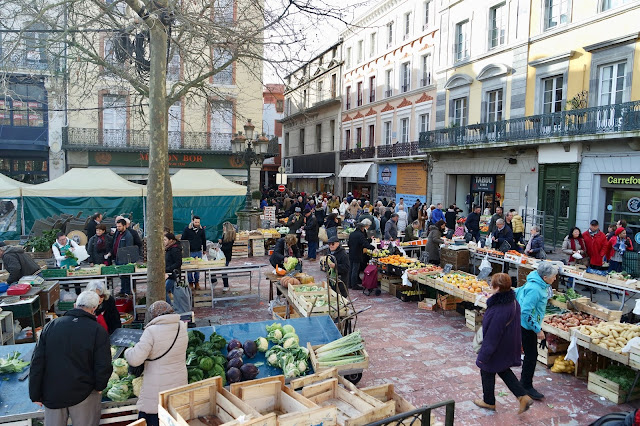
[315,331,362,354]
[314,331,365,365]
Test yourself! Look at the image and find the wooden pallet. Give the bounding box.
[0,311,14,345]
[360,384,433,426]
[588,371,640,404]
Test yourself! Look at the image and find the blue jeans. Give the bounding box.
[166,278,176,304]
[307,241,318,260]
[188,251,202,283]
[609,260,623,273]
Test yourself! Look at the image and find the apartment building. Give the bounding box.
[261,84,284,188]
[339,0,437,204]
[281,41,343,195]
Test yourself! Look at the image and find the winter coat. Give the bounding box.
[52,239,80,268]
[384,220,398,241]
[287,213,304,234]
[2,246,40,284]
[488,213,503,234]
[270,238,301,268]
[445,209,457,230]
[85,220,99,239]
[125,314,188,414]
[130,228,144,259]
[330,245,350,285]
[95,296,121,335]
[220,239,234,262]
[339,202,349,216]
[29,309,112,409]
[165,243,183,280]
[418,209,429,230]
[111,229,134,264]
[396,210,408,232]
[515,271,549,333]
[561,236,587,264]
[582,230,608,267]
[511,214,525,234]
[493,225,514,250]
[181,224,207,253]
[527,234,545,259]
[408,205,420,223]
[430,208,445,225]
[465,212,481,233]
[403,224,418,242]
[477,290,521,373]
[304,215,319,242]
[605,235,634,261]
[348,228,374,264]
[426,227,444,262]
[87,234,113,265]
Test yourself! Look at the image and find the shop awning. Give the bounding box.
[338,162,373,178]
[286,173,334,179]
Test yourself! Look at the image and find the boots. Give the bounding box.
[473,399,496,411]
[194,282,201,290]
[518,395,533,414]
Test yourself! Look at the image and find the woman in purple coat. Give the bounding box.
[475,273,533,414]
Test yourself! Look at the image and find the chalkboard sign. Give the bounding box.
[443,264,453,274]
[110,327,144,347]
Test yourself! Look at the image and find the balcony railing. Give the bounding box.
[369,93,376,103]
[377,141,420,158]
[63,127,233,152]
[0,50,58,72]
[340,146,376,160]
[419,100,640,150]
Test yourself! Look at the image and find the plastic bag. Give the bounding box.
[318,227,328,243]
[401,270,412,287]
[75,246,90,263]
[622,337,640,353]
[480,254,491,270]
[473,327,483,353]
[172,285,192,314]
[209,248,225,261]
[565,335,579,364]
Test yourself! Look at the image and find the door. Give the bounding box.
[541,182,572,249]
[168,102,181,149]
[102,95,126,147]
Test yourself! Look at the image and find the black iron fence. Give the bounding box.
[377,141,420,158]
[419,100,640,150]
[340,146,376,160]
[366,400,455,426]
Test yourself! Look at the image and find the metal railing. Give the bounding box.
[0,50,58,72]
[420,76,432,87]
[340,146,376,160]
[369,93,376,103]
[377,141,420,158]
[63,127,233,152]
[366,400,455,426]
[419,100,640,150]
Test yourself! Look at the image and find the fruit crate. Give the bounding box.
[41,269,69,278]
[396,288,425,302]
[465,309,483,331]
[437,294,462,311]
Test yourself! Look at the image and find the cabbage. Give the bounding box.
[255,337,269,352]
[132,376,143,397]
[297,360,308,373]
[284,257,298,271]
[112,359,129,377]
[282,325,296,334]
[107,382,131,401]
[109,372,119,382]
[282,337,299,349]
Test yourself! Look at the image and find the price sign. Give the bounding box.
[443,264,453,274]
[278,184,285,192]
[110,327,144,347]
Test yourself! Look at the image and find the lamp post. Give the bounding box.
[232,119,274,227]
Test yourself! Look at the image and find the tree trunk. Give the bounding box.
[164,171,173,232]
[146,18,169,311]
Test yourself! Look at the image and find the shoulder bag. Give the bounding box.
[128,324,180,377]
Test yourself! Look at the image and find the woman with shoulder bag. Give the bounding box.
[475,273,533,414]
[125,301,188,426]
[562,227,589,266]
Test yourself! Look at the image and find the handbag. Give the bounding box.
[128,324,181,377]
[473,327,483,354]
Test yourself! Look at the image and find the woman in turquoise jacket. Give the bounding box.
[515,262,558,401]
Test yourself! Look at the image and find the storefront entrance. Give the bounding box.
[467,175,505,214]
[601,175,640,239]
[538,164,579,249]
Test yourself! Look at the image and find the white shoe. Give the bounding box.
[223,287,229,293]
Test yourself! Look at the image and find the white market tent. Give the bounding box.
[0,173,30,198]
[170,169,247,196]
[22,168,144,197]
[0,174,30,239]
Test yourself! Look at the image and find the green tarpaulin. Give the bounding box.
[172,196,245,241]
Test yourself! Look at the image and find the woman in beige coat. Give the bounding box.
[125,301,188,426]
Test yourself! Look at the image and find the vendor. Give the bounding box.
[87,224,113,266]
[403,220,420,243]
[492,219,514,251]
[270,234,302,269]
[327,236,349,297]
[164,233,183,304]
[0,243,41,284]
[52,231,80,268]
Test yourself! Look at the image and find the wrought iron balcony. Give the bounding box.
[419,100,640,151]
[377,141,420,158]
[62,127,233,152]
[0,50,58,72]
[340,146,376,160]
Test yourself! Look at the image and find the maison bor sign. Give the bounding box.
[89,151,245,169]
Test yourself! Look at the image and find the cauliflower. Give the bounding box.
[255,337,269,353]
[109,372,119,382]
[132,376,143,397]
[112,358,129,377]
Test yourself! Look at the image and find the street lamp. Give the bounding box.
[232,119,273,212]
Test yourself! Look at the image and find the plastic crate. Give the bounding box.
[623,251,640,278]
[41,269,69,278]
[101,264,135,275]
[58,301,75,311]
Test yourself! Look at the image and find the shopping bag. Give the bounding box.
[75,246,90,263]
[173,285,192,314]
[401,270,412,287]
[565,335,579,363]
[209,248,225,261]
[326,227,338,240]
[473,327,483,353]
[318,226,328,243]
[480,254,491,271]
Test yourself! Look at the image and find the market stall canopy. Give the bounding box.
[285,173,334,179]
[170,169,246,196]
[22,168,145,197]
[338,162,373,178]
[0,173,30,198]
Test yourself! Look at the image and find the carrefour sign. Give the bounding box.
[607,175,640,185]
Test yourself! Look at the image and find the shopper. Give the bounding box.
[488,206,504,235]
[87,224,113,266]
[516,262,558,400]
[164,232,182,305]
[426,220,446,265]
[466,206,482,242]
[86,280,121,335]
[510,209,525,246]
[606,228,634,273]
[52,231,80,268]
[431,203,445,225]
[218,221,236,292]
[85,212,103,240]
[492,219,514,251]
[409,200,421,223]
[524,226,545,259]
[380,210,392,235]
[418,204,430,231]
[125,301,188,426]
[303,208,319,261]
[29,291,112,426]
[384,213,399,240]
[395,197,405,213]
[0,243,41,284]
[327,236,349,297]
[617,219,634,241]
[397,205,408,232]
[403,220,420,243]
[475,273,533,414]
[288,207,304,234]
[270,234,302,269]
[583,220,608,270]
[347,199,360,219]
[181,215,207,289]
[348,220,374,290]
[445,205,457,231]
[339,198,349,216]
[562,227,587,265]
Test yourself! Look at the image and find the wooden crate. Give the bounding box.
[289,289,353,319]
[229,376,337,426]
[193,289,212,308]
[418,299,437,311]
[584,272,609,283]
[66,266,102,276]
[158,376,277,426]
[379,275,402,294]
[588,371,640,404]
[630,346,640,370]
[307,342,369,375]
[537,338,569,367]
[465,309,482,331]
[0,311,15,345]
[437,294,462,311]
[589,341,629,365]
[440,248,470,272]
[272,305,302,320]
[517,265,534,287]
[361,384,437,426]
[541,321,573,341]
[571,298,623,322]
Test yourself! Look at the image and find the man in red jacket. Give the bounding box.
[582,220,608,270]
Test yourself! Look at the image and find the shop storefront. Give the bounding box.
[601,175,640,237]
[339,162,376,200]
[285,152,338,194]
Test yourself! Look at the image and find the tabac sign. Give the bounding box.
[89,151,245,169]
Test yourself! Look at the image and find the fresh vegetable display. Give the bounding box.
[441,273,488,294]
[580,322,640,354]
[263,323,310,378]
[594,365,639,391]
[280,276,301,288]
[284,257,299,271]
[112,358,129,377]
[186,331,228,385]
[565,288,580,300]
[313,331,365,368]
[0,352,29,373]
[294,285,324,292]
[550,355,575,374]
[255,337,269,352]
[544,312,602,331]
[377,255,424,268]
[105,367,137,402]
[407,265,443,275]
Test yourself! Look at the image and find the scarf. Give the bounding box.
[96,235,106,252]
[614,237,627,257]
[569,237,584,252]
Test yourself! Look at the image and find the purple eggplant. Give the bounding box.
[227,348,244,360]
[227,339,242,352]
[240,363,259,381]
[227,357,243,369]
[226,367,242,383]
[243,340,258,359]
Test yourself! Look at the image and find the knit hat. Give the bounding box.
[148,301,174,320]
[615,227,626,236]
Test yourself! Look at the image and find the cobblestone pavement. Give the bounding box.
[193,255,640,425]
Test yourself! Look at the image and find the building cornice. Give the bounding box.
[529,51,575,67]
[583,32,640,52]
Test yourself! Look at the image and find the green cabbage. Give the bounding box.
[282,325,296,334]
[199,357,214,371]
[284,257,299,271]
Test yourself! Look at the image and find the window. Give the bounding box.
[401,62,410,93]
[5,83,46,127]
[452,97,467,126]
[300,129,305,154]
[400,118,409,143]
[285,98,291,115]
[368,124,375,147]
[369,76,376,102]
[601,0,633,10]
[599,62,625,106]
[489,3,506,49]
[369,33,377,57]
[383,121,392,145]
[276,99,284,113]
[330,120,336,149]
[544,0,569,30]
[486,89,503,122]
[23,24,48,64]
[357,82,363,106]
[404,13,411,39]
[213,48,233,85]
[284,132,290,156]
[387,22,394,46]
[317,81,324,102]
[303,89,307,108]
[168,101,181,149]
[346,86,351,109]
[385,69,393,97]
[167,50,180,81]
[102,95,127,147]
[357,40,363,63]
[214,0,234,22]
[0,100,9,126]
[345,129,351,149]
[542,76,564,113]
[356,127,362,147]
[346,47,352,68]
[419,113,429,132]
[316,124,322,152]
[103,37,122,67]
[105,0,126,15]
[421,54,432,86]
[454,20,469,62]
[423,1,433,29]
[210,100,233,150]
[331,74,337,98]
